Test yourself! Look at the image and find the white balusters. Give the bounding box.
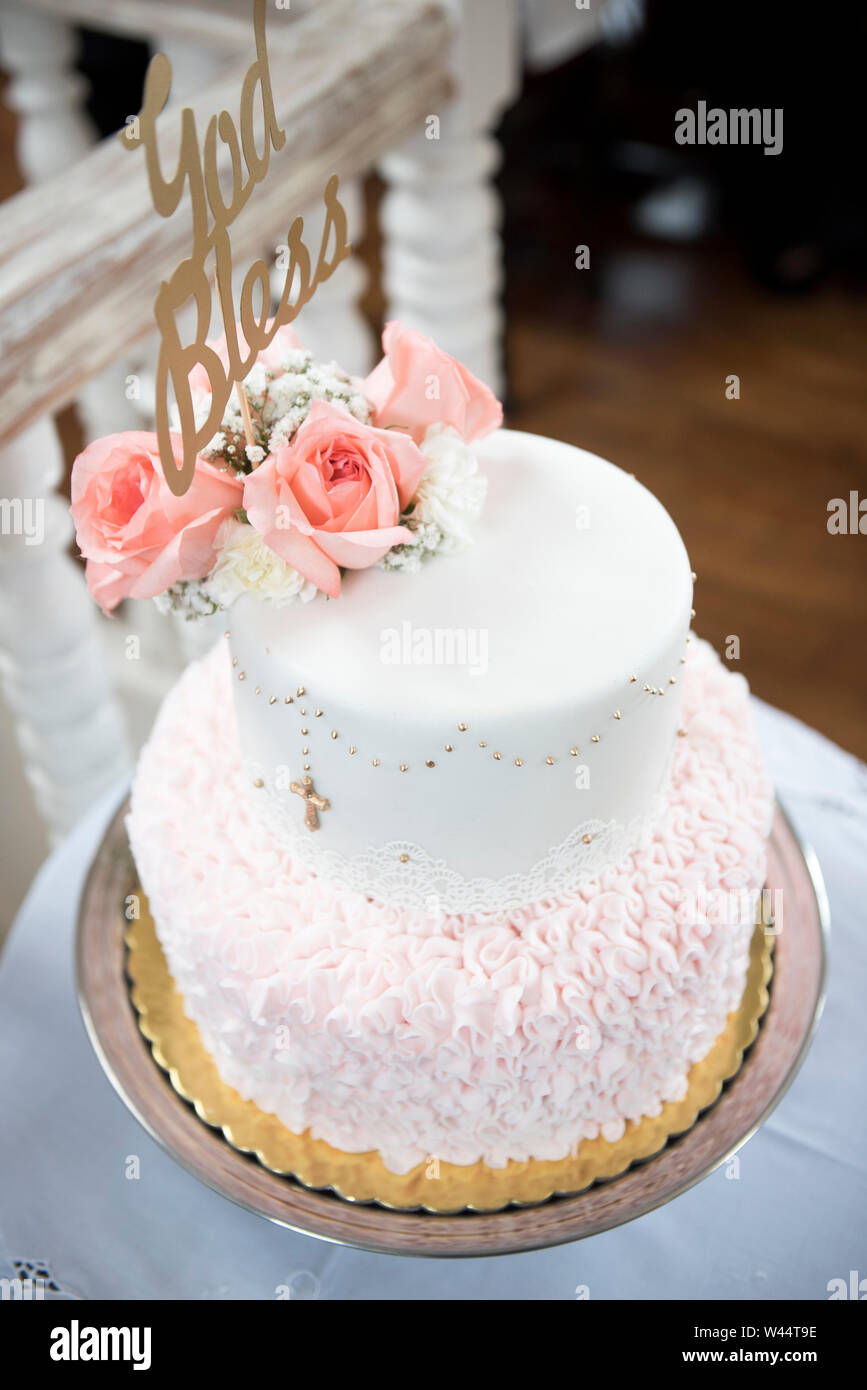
[378,0,520,394]
[0,2,95,182]
[0,1,144,440]
[0,417,131,841]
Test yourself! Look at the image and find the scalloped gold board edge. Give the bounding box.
[126,897,773,1213]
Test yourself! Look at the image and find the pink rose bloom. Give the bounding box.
[187,319,305,400]
[244,400,427,598]
[71,432,242,613]
[364,320,502,445]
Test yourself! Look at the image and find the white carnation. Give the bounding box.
[206,521,318,608]
[413,425,487,555]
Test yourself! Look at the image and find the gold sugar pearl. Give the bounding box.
[444,744,453,752]
[224,631,230,639]
[297,686,305,696]
[284,696,293,704]
[331,730,338,740]
[546,756,555,765]
[269,695,277,705]
[670,676,677,685]
[399,853,409,863]
[680,657,686,664]
[493,752,502,760]
[643,684,650,692]
[372,758,380,766]
[238,672,246,681]
[514,757,523,767]
[254,686,261,695]
[479,740,487,748]
[458,722,468,732]
[302,746,308,755]
[591,734,600,743]
[582,833,593,844]
[570,747,579,757]
[300,707,306,716]
[678,728,688,737]
[304,763,310,771]
[301,727,308,736]
[613,710,621,720]
[400,763,409,772]
[349,746,357,755]
[315,710,323,717]
[426,760,435,768]
[232,657,238,668]
[629,674,637,682]
[253,778,264,788]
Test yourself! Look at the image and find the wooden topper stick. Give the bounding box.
[235,380,256,456]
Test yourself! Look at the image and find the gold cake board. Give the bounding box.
[126,894,773,1214]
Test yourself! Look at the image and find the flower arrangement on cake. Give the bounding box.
[70,321,501,618]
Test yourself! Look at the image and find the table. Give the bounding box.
[1,698,864,1300]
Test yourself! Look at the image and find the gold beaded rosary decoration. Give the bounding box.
[232,628,693,779]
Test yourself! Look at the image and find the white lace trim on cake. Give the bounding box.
[244,760,669,915]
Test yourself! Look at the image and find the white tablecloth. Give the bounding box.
[1,699,864,1300]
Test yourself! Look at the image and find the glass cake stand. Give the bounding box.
[76,797,828,1258]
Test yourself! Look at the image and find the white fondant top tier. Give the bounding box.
[229,430,693,912]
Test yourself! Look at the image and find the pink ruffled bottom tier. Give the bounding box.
[128,637,773,1175]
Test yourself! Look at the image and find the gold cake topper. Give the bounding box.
[121,0,351,495]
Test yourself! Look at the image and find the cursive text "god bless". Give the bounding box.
[122,0,351,495]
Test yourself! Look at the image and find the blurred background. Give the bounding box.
[1,0,865,942]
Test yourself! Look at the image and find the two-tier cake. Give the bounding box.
[73,321,773,1189]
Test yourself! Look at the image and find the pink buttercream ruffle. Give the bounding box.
[128,637,773,1174]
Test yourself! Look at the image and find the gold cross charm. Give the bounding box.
[290,774,330,831]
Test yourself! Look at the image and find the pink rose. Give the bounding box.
[363,320,503,445]
[187,319,305,400]
[71,432,242,613]
[243,400,427,598]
